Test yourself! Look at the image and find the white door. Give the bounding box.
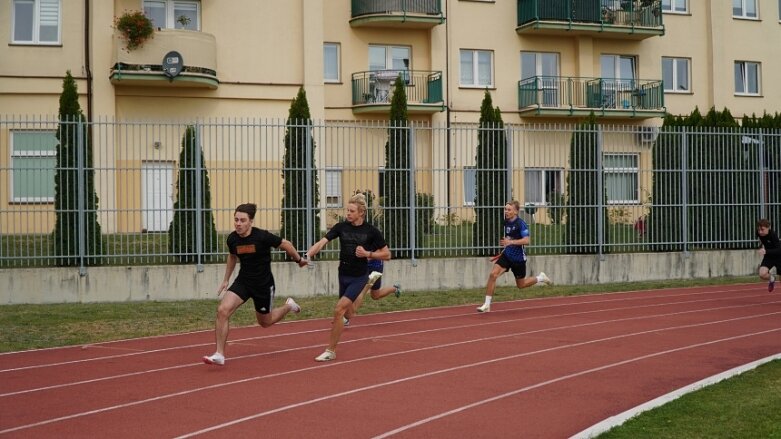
[142,162,174,232]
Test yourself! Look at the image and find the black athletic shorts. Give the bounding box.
[496,253,527,279]
[760,255,781,270]
[228,280,275,314]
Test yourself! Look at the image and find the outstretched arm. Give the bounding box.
[306,237,330,258]
[278,239,307,267]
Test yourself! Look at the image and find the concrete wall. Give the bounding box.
[0,250,757,304]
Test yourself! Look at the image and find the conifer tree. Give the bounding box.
[382,75,411,256]
[473,91,507,256]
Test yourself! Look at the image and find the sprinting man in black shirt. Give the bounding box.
[203,203,308,366]
[757,218,780,292]
[306,193,391,362]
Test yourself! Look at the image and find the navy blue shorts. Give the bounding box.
[496,253,527,279]
[228,280,275,314]
[338,272,369,302]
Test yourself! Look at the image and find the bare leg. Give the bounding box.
[214,291,244,356]
[485,264,505,297]
[257,301,296,328]
[515,277,538,289]
[370,286,398,300]
[759,266,770,281]
[326,296,353,352]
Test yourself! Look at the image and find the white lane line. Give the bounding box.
[0,286,765,373]
[3,311,779,435]
[369,331,781,439]
[568,353,781,439]
[3,298,779,397]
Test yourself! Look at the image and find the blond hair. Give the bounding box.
[507,200,521,212]
[349,192,367,216]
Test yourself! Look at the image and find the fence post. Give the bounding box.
[759,128,766,220]
[409,125,417,265]
[305,119,314,250]
[77,119,87,276]
[505,125,513,203]
[596,125,604,261]
[194,122,204,272]
[681,127,689,256]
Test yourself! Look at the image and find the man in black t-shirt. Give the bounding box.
[757,218,781,292]
[203,203,308,366]
[306,193,393,362]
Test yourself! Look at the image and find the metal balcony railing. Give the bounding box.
[518,76,664,112]
[517,0,663,29]
[351,0,443,17]
[352,70,443,106]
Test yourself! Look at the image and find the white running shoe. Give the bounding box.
[367,271,383,287]
[538,272,553,286]
[202,353,225,366]
[285,297,301,313]
[342,316,350,326]
[315,349,336,362]
[476,303,491,313]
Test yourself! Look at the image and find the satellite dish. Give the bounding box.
[162,51,184,79]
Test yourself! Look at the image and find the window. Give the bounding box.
[460,49,493,87]
[600,54,637,108]
[604,154,639,204]
[662,57,690,92]
[10,131,57,202]
[368,45,411,71]
[662,0,687,13]
[377,168,385,198]
[463,166,476,206]
[734,61,761,95]
[733,0,758,18]
[144,0,200,30]
[325,169,342,208]
[324,43,340,83]
[524,169,563,205]
[12,0,60,44]
[521,52,560,107]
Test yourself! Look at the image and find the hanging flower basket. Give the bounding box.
[114,10,154,51]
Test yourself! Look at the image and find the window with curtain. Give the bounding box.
[524,169,563,205]
[460,49,493,87]
[463,166,476,206]
[144,0,200,30]
[662,57,690,92]
[733,0,758,18]
[325,169,342,208]
[604,154,639,204]
[11,131,57,202]
[368,45,411,71]
[12,0,60,44]
[734,61,760,95]
[324,43,340,83]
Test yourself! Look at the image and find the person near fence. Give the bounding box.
[306,193,393,362]
[756,218,780,292]
[202,203,308,366]
[477,200,553,313]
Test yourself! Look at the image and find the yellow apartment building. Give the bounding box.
[1,0,780,235]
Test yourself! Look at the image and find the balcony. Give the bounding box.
[516,0,664,40]
[518,76,665,118]
[110,29,218,89]
[352,70,445,114]
[350,0,445,29]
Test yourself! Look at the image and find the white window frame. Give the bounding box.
[368,45,411,71]
[325,168,343,208]
[604,153,639,205]
[12,0,61,45]
[143,0,201,30]
[733,0,758,19]
[323,42,341,83]
[10,131,57,203]
[734,61,761,96]
[662,57,691,93]
[662,0,688,13]
[460,49,494,88]
[463,166,476,206]
[521,52,560,107]
[524,168,563,206]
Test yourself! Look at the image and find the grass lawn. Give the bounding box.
[1,275,778,438]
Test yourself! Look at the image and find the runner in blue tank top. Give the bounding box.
[477,200,553,313]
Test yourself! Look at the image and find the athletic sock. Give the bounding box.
[484,296,492,306]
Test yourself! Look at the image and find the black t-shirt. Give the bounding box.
[758,229,781,256]
[226,227,283,286]
[325,221,387,277]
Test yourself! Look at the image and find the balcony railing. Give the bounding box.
[517,0,663,38]
[110,29,218,89]
[518,76,664,117]
[352,70,444,113]
[350,0,445,28]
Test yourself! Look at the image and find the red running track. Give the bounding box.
[1,284,780,438]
